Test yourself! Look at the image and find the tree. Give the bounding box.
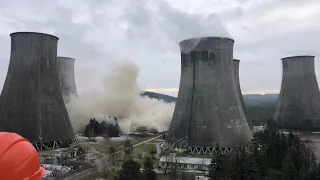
[148,128,159,135]
[136,126,149,135]
[115,159,143,180]
[123,138,133,159]
[282,151,298,180]
[231,145,247,180]
[77,146,86,162]
[108,124,120,137]
[207,143,222,180]
[143,157,157,180]
[109,146,116,166]
[95,157,110,178]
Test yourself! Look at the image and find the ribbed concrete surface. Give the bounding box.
[233,59,252,130]
[0,32,75,143]
[166,37,252,148]
[274,56,320,128]
[57,56,78,104]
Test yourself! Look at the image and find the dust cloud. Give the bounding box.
[67,60,175,133]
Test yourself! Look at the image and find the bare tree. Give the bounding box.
[169,153,183,178]
[95,157,110,178]
[197,159,208,176]
[109,146,116,166]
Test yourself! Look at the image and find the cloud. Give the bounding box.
[0,0,320,95]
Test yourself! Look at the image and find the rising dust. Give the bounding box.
[66,60,175,133]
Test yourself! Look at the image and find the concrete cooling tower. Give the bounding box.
[57,56,78,104]
[233,59,252,130]
[0,32,76,151]
[166,37,252,154]
[274,55,320,130]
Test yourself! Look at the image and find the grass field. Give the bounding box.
[80,135,155,155]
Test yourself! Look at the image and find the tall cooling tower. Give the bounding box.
[0,32,76,151]
[166,37,252,154]
[57,56,78,104]
[233,59,252,130]
[274,55,320,130]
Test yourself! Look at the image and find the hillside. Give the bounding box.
[142,91,278,125]
[142,91,278,106]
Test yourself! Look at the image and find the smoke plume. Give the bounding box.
[67,60,175,133]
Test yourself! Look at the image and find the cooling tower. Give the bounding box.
[57,56,78,104]
[166,37,252,154]
[0,32,76,150]
[274,55,320,130]
[233,59,252,130]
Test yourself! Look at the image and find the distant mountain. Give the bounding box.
[141,91,278,125]
[243,93,278,107]
[142,91,279,106]
[141,91,177,103]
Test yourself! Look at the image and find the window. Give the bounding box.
[191,165,194,169]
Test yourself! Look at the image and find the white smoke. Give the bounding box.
[67,60,175,133]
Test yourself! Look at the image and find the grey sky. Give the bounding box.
[0,0,320,95]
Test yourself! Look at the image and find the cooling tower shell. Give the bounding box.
[233,59,252,130]
[0,32,75,146]
[57,56,78,103]
[166,37,252,150]
[274,55,320,129]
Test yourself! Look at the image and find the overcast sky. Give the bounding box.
[1,0,320,96]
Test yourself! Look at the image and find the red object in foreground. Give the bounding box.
[0,132,46,180]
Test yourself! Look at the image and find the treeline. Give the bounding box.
[246,105,275,126]
[134,125,159,135]
[212,127,320,180]
[84,118,121,138]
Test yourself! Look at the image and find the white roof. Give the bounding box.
[159,155,211,165]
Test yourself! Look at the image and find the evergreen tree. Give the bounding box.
[231,145,247,180]
[143,157,157,180]
[115,159,142,180]
[123,138,133,159]
[207,143,222,180]
[282,150,298,180]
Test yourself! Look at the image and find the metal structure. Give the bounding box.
[233,59,252,130]
[274,55,320,130]
[57,56,78,104]
[0,32,76,151]
[166,37,252,154]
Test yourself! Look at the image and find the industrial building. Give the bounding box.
[233,59,252,130]
[159,154,210,173]
[57,56,78,104]
[274,55,320,130]
[0,32,76,151]
[166,37,252,154]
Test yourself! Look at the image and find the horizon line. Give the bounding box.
[145,88,280,95]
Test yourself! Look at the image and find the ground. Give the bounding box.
[74,134,163,180]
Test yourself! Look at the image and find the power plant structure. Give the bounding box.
[233,59,252,130]
[166,37,252,155]
[57,56,78,104]
[274,55,320,130]
[0,32,76,151]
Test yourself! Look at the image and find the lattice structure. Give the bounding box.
[34,137,78,151]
